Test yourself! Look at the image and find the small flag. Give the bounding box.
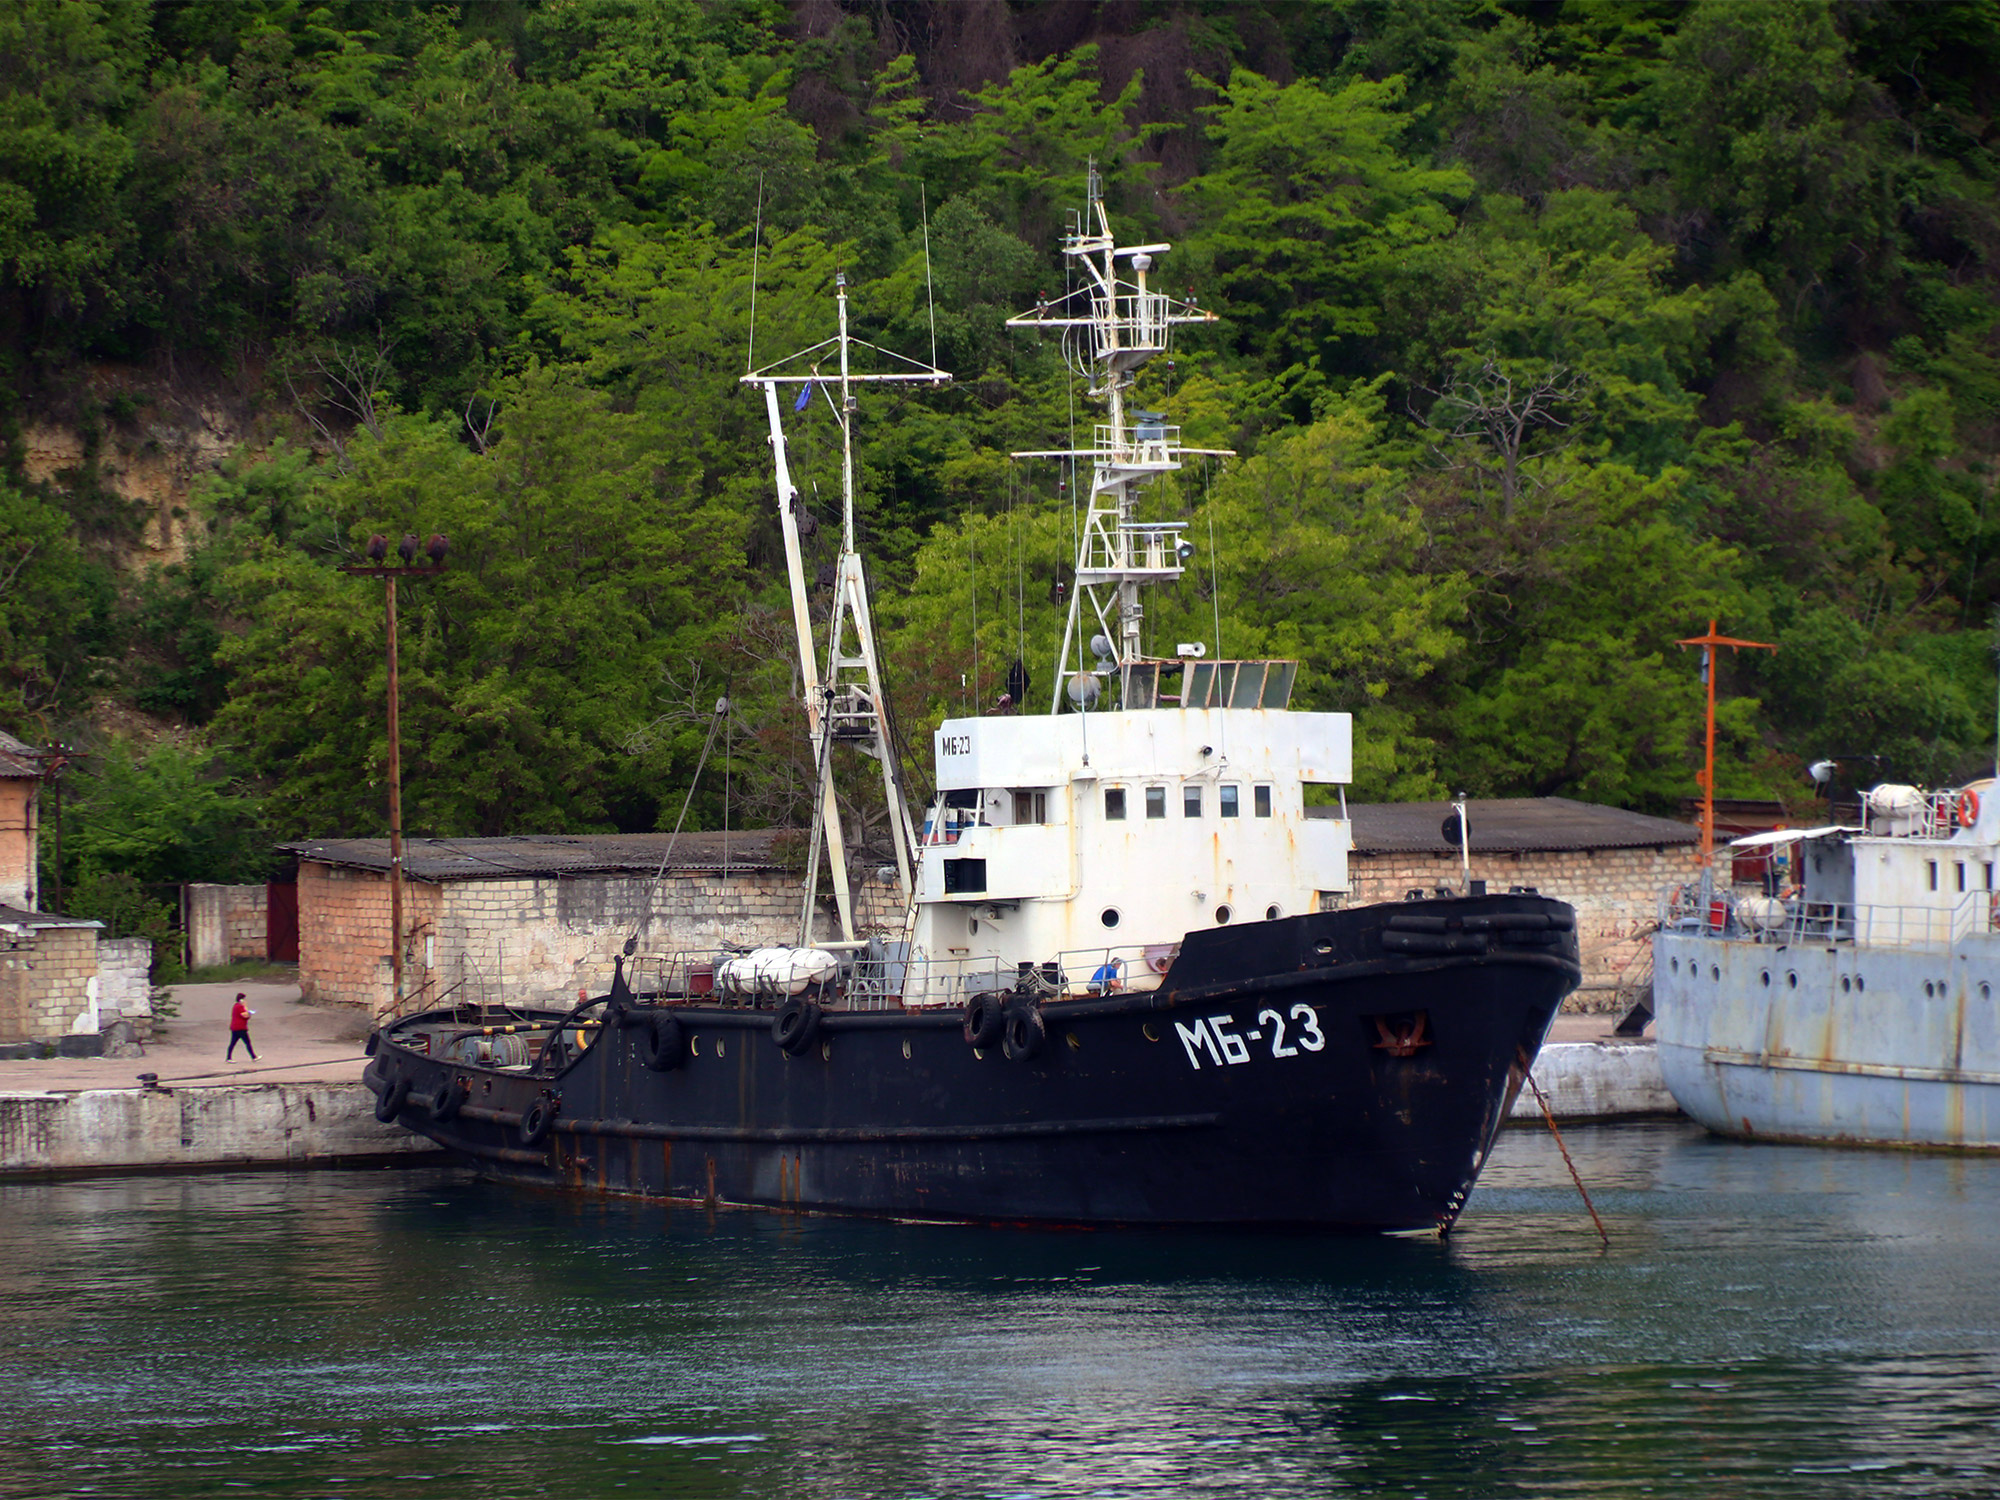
[794,381,813,412]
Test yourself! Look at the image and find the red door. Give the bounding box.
[266,881,299,962]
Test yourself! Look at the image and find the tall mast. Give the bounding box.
[746,276,949,941]
[1008,165,1230,710]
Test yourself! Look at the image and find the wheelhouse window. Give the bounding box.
[1013,790,1048,825]
[1254,784,1273,818]
[1104,787,1126,821]
[1146,786,1167,819]
[1184,784,1202,817]
[1220,785,1239,818]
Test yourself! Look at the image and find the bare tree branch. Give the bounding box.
[1418,358,1589,520]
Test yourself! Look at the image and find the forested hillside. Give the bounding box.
[5,0,1998,924]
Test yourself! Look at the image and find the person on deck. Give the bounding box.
[226,994,257,1061]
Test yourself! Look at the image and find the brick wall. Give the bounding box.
[298,861,857,1014]
[0,924,99,1042]
[0,779,35,911]
[1349,844,1698,1011]
[186,883,269,968]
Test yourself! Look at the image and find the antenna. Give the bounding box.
[746,172,765,375]
[921,181,938,372]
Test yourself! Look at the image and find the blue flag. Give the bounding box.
[794,380,813,412]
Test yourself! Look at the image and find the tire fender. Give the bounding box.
[962,993,1006,1050]
[1002,999,1046,1063]
[773,998,822,1056]
[639,1013,685,1072]
[374,1076,411,1123]
[519,1096,556,1147]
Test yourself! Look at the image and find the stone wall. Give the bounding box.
[186,883,269,968]
[95,938,155,1040]
[1349,844,1698,1010]
[0,924,100,1042]
[299,861,879,1014]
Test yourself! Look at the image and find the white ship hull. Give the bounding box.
[1655,930,2000,1151]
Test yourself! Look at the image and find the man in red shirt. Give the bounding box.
[227,994,256,1061]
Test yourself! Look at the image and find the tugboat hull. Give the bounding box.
[369,900,1578,1232]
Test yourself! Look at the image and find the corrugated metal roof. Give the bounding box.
[0,730,42,779]
[1320,797,1698,854]
[0,904,100,929]
[281,829,791,881]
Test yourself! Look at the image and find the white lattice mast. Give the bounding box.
[746,273,949,942]
[1008,164,1230,711]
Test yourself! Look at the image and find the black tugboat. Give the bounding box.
[364,175,1580,1233]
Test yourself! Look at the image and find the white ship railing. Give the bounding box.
[627,942,1179,1012]
[1090,290,1170,363]
[1659,886,1994,948]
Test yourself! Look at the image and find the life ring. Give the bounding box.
[1001,999,1046,1063]
[519,1096,556,1147]
[639,1013,685,1071]
[373,1076,410,1123]
[1959,788,1982,827]
[962,993,1006,1049]
[772,998,822,1056]
[429,1078,464,1120]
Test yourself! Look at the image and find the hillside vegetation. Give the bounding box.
[4,0,1998,916]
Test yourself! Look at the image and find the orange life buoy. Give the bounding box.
[1959,788,1982,827]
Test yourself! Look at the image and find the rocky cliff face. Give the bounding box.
[12,367,277,572]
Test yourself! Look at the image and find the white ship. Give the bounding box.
[1654,779,2000,1150]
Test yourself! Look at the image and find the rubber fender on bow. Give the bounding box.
[639,1012,685,1071]
[374,1076,411,1123]
[429,1078,464,1120]
[962,992,1006,1049]
[1001,999,1046,1062]
[772,997,822,1056]
[519,1096,556,1147]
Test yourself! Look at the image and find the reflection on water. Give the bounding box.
[2,1123,1997,1498]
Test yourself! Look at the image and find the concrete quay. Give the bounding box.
[0,988,1677,1178]
[0,978,439,1177]
[1511,1013,1678,1123]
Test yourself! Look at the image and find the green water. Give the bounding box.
[3,1122,1997,1498]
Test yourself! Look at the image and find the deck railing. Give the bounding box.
[627,941,1180,1012]
[1659,885,1993,948]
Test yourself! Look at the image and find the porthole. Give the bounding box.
[1711,965,1721,981]
[1216,905,1233,925]
[1670,957,1680,974]
[1100,907,1121,929]
[1841,975,1852,993]
[1855,974,1865,993]
[1984,983,1993,1001]
[716,1037,726,1058]
[1760,970,1770,988]
[901,1038,912,1060]
[1314,940,1334,956]
[820,1039,832,1062]
[1266,904,1282,921]
[1924,981,1934,998]
[1786,972,1797,990]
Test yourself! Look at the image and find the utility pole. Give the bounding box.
[1676,620,1777,869]
[341,534,447,1017]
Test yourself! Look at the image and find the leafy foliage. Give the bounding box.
[2,0,1999,892]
